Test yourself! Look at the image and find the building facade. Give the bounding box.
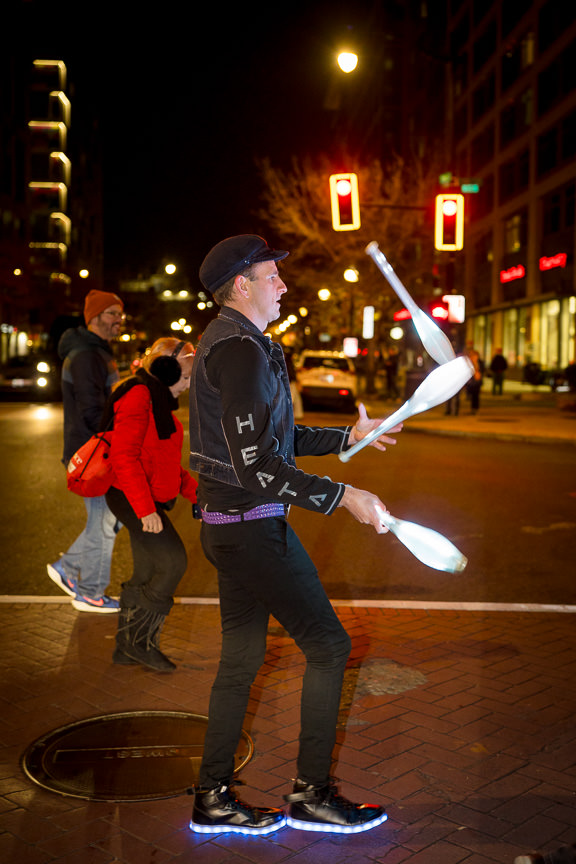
[447,0,576,379]
[0,56,103,362]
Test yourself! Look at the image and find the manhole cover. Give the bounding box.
[22,711,253,802]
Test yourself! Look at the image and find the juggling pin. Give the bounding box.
[376,506,468,573]
[365,241,456,366]
[339,354,474,462]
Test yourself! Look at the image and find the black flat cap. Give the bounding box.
[199,235,289,295]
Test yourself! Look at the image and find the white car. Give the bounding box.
[295,350,357,412]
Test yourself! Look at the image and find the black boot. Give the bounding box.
[285,778,387,833]
[190,784,286,835]
[115,606,176,672]
[113,608,139,665]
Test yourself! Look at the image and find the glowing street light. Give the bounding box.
[165,263,176,275]
[318,288,331,301]
[337,51,358,73]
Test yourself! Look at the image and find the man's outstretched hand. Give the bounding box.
[348,402,403,452]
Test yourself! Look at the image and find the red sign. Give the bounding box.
[500,265,525,283]
[539,253,567,271]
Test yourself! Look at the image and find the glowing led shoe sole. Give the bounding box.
[286,810,387,834]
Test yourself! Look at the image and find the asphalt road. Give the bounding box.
[1,401,575,604]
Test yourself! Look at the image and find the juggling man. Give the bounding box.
[188,234,401,836]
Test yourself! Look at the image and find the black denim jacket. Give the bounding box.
[189,307,350,515]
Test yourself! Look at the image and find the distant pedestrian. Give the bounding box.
[383,347,399,400]
[47,290,124,613]
[284,347,303,419]
[465,343,483,414]
[490,348,508,395]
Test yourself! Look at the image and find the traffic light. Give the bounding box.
[429,299,449,321]
[434,193,464,251]
[329,173,361,231]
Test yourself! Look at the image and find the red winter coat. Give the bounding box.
[109,383,197,519]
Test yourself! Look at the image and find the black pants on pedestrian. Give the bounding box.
[198,515,351,789]
[105,486,187,615]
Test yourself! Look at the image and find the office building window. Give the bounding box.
[471,123,495,172]
[473,19,497,75]
[472,72,495,123]
[504,210,527,254]
[498,150,529,204]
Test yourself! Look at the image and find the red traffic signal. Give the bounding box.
[329,173,361,231]
[434,193,464,251]
[429,299,449,320]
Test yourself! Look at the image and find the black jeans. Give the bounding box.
[106,486,187,615]
[199,516,351,789]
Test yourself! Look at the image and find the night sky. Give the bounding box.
[15,0,415,283]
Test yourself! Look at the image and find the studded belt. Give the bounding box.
[201,503,286,525]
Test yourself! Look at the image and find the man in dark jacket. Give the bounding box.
[490,348,508,395]
[188,235,400,837]
[47,290,124,613]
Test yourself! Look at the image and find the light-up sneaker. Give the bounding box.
[190,784,286,835]
[285,778,387,834]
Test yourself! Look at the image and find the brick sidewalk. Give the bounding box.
[1,602,576,863]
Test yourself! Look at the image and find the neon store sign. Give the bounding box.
[539,253,567,271]
[500,252,568,283]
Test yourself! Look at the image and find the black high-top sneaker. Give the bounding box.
[190,784,286,835]
[285,778,387,833]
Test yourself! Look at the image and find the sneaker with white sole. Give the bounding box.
[190,784,286,835]
[515,846,576,864]
[285,778,387,834]
[47,563,78,598]
[71,593,119,613]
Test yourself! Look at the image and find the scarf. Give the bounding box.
[101,368,178,439]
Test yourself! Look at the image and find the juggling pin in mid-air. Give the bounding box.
[339,354,474,462]
[365,241,456,366]
[376,506,468,573]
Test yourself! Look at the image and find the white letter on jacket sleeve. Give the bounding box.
[236,414,255,434]
[241,445,258,466]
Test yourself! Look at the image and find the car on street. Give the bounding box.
[0,353,61,401]
[295,349,357,412]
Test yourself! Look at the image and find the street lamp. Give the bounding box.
[337,51,358,73]
[343,267,359,283]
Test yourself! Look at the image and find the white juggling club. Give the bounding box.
[339,354,474,463]
[366,241,456,366]
[376,506,468,573]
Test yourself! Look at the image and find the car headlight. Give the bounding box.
[37,377,48,388]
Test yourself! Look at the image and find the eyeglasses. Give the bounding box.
[102,311,125,320]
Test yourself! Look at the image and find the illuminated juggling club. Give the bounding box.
[376,506,468,573]
[339,354,474,463]
[365,241,456,366]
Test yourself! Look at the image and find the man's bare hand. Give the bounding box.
[338,485,390,534]
[348,403,403,452]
